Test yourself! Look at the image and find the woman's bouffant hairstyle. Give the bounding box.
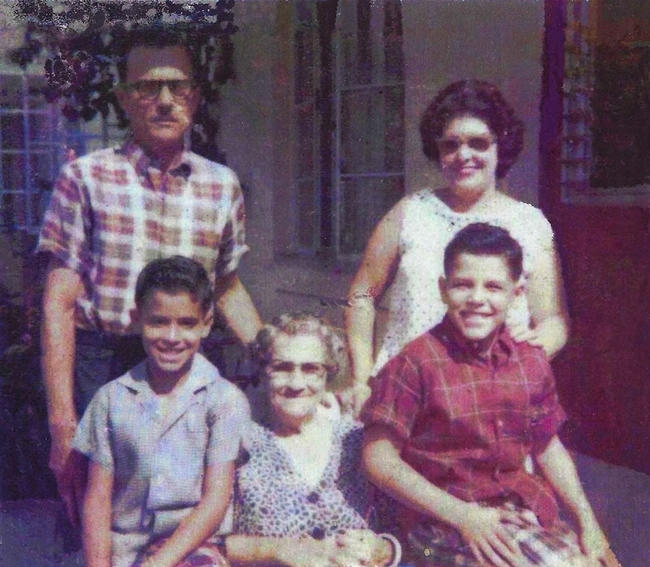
[253,312,347,384]
[419,79,524,179]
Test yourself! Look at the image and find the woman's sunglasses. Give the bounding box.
[436,135,495,154]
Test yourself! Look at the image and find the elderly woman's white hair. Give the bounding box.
[253,312,348,386]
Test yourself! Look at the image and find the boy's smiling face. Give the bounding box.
[440,252,522,346]
[136,289,211,388]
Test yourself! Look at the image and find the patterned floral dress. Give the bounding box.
[234,415,371,538]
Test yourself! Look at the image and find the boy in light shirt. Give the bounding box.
[75,256,249,567]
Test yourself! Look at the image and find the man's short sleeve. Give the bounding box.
[36,161,90,274]
[206,384,251,465]
[73,385,114,471]
[214,174,250,277]
[360,352,423,441]
[529,353,567,453]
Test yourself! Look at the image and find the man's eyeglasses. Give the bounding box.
[118,79,196,101]
[436,135,495,155]
[267,360,330,377]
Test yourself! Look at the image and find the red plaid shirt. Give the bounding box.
[37,141,249,335]
[361,316,567,527]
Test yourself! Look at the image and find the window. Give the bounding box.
[0,70,123,234]
[561,0,650,205]
[0,73,61,234]
[292,0,404,260]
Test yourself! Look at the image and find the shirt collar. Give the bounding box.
[116,352,219,397]
[434,315,515,366]
[116,139,193,180]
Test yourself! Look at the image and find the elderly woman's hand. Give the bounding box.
[277,531,393,567]
[334,529,394,567]
[275,536,344,567]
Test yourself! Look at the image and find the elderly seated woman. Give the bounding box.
[221,313,401,567]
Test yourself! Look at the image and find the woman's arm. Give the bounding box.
[82,460,113,567]
[142,461,235,567]
[214,272,263,345]
[363,425,529,567]
[345,205,402,410]
[516,245,569,359]
[536,436,619,565]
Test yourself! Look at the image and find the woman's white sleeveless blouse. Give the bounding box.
[372,189,555,374]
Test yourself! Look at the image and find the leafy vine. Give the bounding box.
[10,0,239,162]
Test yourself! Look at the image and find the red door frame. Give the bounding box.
[539,0,650,473]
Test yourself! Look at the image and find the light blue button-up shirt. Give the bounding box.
[74,352,250,566]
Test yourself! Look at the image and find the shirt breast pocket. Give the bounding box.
[184,406,208,447]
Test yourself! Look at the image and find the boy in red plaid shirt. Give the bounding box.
[361,223,619,566]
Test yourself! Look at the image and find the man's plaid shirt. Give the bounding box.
[361,316,567,528]
[37,141,249,335]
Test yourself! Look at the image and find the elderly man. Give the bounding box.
[37,30,262,524]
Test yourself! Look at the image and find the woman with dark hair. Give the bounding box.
[345,80,569,411]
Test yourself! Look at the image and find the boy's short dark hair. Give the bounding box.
[444,223,523,281]
[135,256,212,314]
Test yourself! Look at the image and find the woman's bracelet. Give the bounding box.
[347,290,374,307]
[379,532,402,567]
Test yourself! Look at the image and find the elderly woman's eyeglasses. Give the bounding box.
[118,79,196,100]
[436,135,495,154]
[267,360,329,377]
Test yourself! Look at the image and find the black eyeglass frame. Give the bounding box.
[116,79,198,100]
[265,360,333,377]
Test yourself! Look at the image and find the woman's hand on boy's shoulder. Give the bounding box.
[508,321,542,348]
[508,316,569,359]
[333,382,372,417]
